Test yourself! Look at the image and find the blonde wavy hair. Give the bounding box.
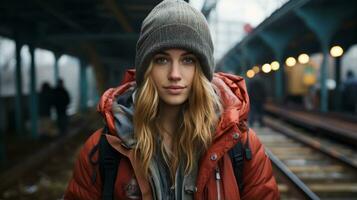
[133,61,221,180]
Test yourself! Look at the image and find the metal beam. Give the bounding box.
[54,53,60,83]
[229,54,243,74]
[103,0,134,33]
[34,0,87,32]
[201,0,218,19]
[14,38,23,135]
[334,57,342,111]
[233,47,247,74]
[259,28,297,102]
[29,45,38,138]
[0,46,5,164]
[296,5,354,45]
[241,42,262,68]
[239,0,310,47]
[99,56,132,65]
[124,4,153,11]
[233,48,249,74]
[79,60,88,112]
[295,3,356,112]
[82,44,107,94]
[45,33,138,42]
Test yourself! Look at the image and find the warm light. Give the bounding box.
[271,61,280,71]
[262,63,272,73]
[330,45,343,57]
[246,69,255,78]
[285,57,296,67]
[298,53,309,64]
[252,66,260,73]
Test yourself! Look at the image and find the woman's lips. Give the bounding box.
[164,85,186,95]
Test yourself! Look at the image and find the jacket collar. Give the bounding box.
[97,70,250,144]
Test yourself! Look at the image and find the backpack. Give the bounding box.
[91,127,252,200]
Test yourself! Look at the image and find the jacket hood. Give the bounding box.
[97,69,137,148]
[212,72,250,137]
[97,69,250,148]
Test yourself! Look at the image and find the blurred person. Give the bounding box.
[342,70,357,113]
[248,76,267,127]
[303,86,317,111]
[64,1,279,199]
[39,82,52,118]
[53,79,70,135]
[38,82,56,137]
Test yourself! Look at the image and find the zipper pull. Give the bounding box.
[215,167,221,180]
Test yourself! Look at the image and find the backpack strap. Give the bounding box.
[244,129,252,161]
[99,127,121,200]
[229,128,252,194]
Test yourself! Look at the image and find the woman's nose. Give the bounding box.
[168,61,182,81]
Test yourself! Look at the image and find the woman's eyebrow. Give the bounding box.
[155,51,169,56]
[181,52,195,56]
[155,51,195,58]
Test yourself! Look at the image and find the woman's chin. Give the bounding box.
[160,95,188,106]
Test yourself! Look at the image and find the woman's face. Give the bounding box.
[150,49,196,106]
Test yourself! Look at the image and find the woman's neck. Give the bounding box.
[158,102,181,134]
[158,102,182,150]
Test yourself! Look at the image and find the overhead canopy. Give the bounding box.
[0,0,189,67]
[218,0,357,74]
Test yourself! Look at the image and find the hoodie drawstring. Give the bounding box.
[215,166,222,200]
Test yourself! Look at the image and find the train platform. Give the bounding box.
[0,110,102,200]
[256,103,357,199]
[254,124,357,200]
[265,103,357,146]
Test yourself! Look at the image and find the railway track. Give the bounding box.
[254,116,357,200]
[0,110,101,200]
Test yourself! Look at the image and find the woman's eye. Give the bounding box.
[154,57,168,64]
[182,57,196,65]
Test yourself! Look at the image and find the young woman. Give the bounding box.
[64,0,279,199]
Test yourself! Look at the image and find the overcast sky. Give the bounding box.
[190,0,288,26]
[190,0,288,60]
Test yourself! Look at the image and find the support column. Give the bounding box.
[320,45,329,112]
[296,4,354,112]
[223,58,235,74]
[14,39,23,135]
[240,45,254,73]
[0,49,6,164]
[29,45,38,138]
[79,60,88,112]
[83,45,107,95]
[54,53,60,85]
[334,57,341,111]
[259,28,297,103]
[232,54,243,75]
[239,52,250,77]
[274,60,284,103]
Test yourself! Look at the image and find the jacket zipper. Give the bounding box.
[215,167,222,200]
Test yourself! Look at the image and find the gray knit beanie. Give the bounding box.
[135,0,214,86]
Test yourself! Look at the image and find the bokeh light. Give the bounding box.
[330,45,343,57]
[252,66,260,73]
[246,69,255,78]
[285,57,296,67]
[271,61,280,71]
[262,63,272,73]
[298,53,309,64]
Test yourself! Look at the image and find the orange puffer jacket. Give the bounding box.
[64,70,279,200]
